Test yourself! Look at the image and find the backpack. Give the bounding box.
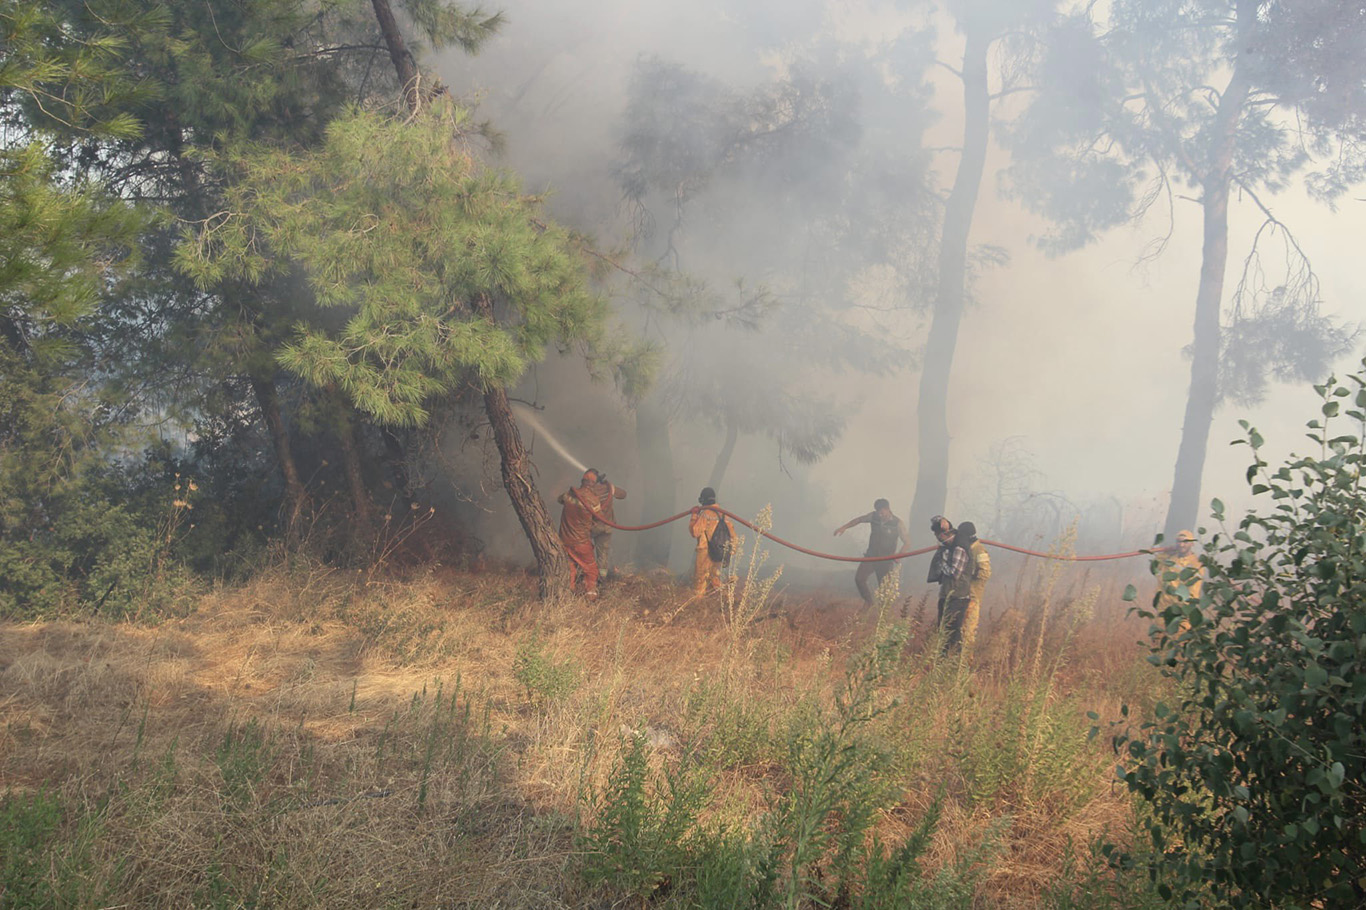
[706,510,731,563]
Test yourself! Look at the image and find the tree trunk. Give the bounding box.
[1163,0,1255,541]
[707,419,739,491]
[370,0,420,111]
[633,392,677,568]
[466,298,568,597]
[909,28,991,536]
[380,426,415,513]
[336,410,376,540]
[483,383,570,598]
[250,374,309,538]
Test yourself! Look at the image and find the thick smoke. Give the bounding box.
[432,0,1366,573]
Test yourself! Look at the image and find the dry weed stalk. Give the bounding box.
[717,505,783,691]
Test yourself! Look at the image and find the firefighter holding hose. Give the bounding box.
[689,487,737,596]
[557,470,603,599]
[585,469,627,581]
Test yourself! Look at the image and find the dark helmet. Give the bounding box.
[698,487,717,506]
[930,515,953,536]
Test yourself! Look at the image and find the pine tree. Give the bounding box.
[0,0,154,611]
[182,100,603,597]
[1006,0,1364,539]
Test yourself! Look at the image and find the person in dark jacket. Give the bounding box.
[941,521,991,654]
[833,498,911,604]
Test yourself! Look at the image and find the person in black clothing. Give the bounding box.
[833,498,912,605]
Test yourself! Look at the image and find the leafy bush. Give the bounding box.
[578,733,712,900]
[1114,363,1366,907]
[513,632,580,708]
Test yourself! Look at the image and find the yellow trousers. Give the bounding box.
[693,548,723,595]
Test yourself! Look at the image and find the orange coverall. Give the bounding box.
[588,480,627,574]
[557,486,602,594]
[688,506,736,595]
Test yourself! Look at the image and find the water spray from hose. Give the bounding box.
[511,402,588,473]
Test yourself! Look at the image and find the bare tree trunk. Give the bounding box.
[482,382,570,598]
[370,0,420,110]
[633,393,676,568]
[380,426,415,513]
[249,374,308,538]
[707,419,739,491]
[909,28,991,536]
[336,410,376,540]
[1163,0,1255,541]
[459,294,568,596]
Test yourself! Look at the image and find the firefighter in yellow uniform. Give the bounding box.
[1155,529,1202,611]
[688,487,736,596]
[943,521,991,654]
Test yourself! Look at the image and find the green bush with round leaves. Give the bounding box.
[1114,361,1366,907]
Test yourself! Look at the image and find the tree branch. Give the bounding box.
[934,59,963,80]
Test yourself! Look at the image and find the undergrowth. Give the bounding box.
[0,519,1166,908]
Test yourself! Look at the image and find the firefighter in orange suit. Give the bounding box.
[688,487,736,596]
[557,470,603,598]
[586,469,627,580]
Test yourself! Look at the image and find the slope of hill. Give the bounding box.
[0,555,1163,908]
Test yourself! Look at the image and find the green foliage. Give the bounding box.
[681,679,775,769]
[181,100,605,428]
[955,680,1098,813]
[579,733,713,900]
[0,790,63,908]
[513,632,580,708]
[0,789,107,908]
[1041,837,1168,910]
[216,719,276,811]
[0,10,171,616]
[772,629,937,908]
[400,0,503,53]
[579,627,995,908]
[0,0,159,137]
[1113,361,1366,907]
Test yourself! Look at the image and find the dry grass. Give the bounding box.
[0,554,1166,908]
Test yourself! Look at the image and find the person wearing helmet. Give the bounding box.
[688,487,736,596]
[1155,529,1202,608]
[585,469,627,581]
[942,521,991,654]
[833,498,911,605]
[926,515,964,630]
[556,470,603,598]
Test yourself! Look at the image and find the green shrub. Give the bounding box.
[578,733,712,900]
[1114,362,1366,907]
[513,632,580,708]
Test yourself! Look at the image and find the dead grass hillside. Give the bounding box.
[0,557,1167,909]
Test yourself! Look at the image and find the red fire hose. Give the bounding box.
[588,507,1147,563]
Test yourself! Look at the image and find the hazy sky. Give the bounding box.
[438,0,1366,557]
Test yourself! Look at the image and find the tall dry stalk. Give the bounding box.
[719,505,783,690]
